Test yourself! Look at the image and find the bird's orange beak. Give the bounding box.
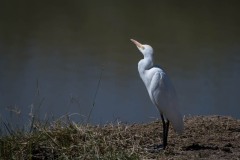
[130,39,145,49]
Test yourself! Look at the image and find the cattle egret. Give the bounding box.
[131,39,184,149]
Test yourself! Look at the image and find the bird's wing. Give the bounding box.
[149,70,175,109]
[149,71,184,133]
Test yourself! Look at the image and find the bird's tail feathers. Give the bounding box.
[165,109,184,134]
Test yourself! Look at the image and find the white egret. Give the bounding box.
[131,39,184,149]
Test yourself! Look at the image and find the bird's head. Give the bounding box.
[130,39,153,57]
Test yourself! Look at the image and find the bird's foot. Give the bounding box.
[145,144,166,153]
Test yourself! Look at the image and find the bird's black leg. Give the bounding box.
[164,120,169,149]
[160,114,167,149]
[148,114,168,152]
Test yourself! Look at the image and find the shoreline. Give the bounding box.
[0,115,240,159]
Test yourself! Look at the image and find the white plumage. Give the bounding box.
[131,39,184,149]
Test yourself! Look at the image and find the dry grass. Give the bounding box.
[0,115,240,159]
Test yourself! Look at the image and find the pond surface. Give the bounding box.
[0,1,240,129]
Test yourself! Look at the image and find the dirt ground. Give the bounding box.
[136,115,240,159]
[1,115,240,159]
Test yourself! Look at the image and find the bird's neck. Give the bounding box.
[138,56,154,88]
[138,56,154,72]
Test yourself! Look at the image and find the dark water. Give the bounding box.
[1,1,240,129]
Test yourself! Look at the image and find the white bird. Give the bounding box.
[131,39,184,149]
